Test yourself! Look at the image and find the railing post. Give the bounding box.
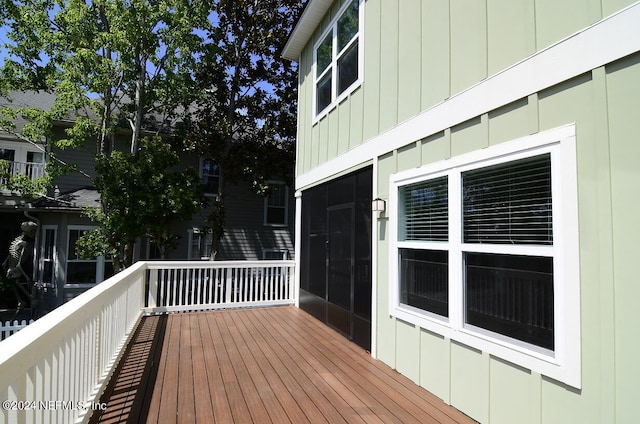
[148,267,158,310]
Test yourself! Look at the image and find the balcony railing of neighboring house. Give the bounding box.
[0,260,295,424]
[0,161,45,186]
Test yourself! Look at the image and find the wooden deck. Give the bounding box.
[90,306,475,424]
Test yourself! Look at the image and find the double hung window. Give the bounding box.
[189,228,213,260]
[264,182,289,226]
[389,126,581,388]
[201,159,220,197]
[314,0,362,117]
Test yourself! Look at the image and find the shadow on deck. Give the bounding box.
[89,306,476,424]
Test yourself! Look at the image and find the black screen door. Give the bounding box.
[327,205,354,336]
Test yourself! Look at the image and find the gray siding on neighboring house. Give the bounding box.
[218,182,294,261]
[1,98,296,311]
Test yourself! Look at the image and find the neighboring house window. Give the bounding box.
[201,159,220,196]
[263,249,289,260]
[188,228,213,260]
[66,227,113,285]
[389,126,581,388]
[314,0,362,117]
[264,182,288,226]
[40,226,57,288]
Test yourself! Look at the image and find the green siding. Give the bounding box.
[395,320,421,383]
[371,63,640,423]
[450,344,489,422]
[420,0,450,111]
[487,0,536,76]
[421,131,450,163]
[295,0,639,178]
[489,360,537,424]
[449,0,488,95]
[534,0,602,49]
[294,1,640,422]
[361,0,381,141]
[450,116,488,156]
[419,330,450,403]
[487,98,530,146]
[606,53,640,424]
[398,0,423,123]
[378,0,400,132]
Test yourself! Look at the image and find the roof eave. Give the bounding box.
[282,0,334,61]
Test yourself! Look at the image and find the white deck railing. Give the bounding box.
[145,260,295,313]
[0,260,296,424]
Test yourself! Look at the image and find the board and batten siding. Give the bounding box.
[293,0,640,423]
[375,60,640,423]
[295,0,637,180]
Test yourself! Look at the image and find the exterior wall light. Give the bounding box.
[372,198,386,213]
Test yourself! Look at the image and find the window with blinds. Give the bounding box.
[399,176,448,241]
[462,154,552,245]
[394,152,556,348]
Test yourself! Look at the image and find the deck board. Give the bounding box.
[91,306,476,424]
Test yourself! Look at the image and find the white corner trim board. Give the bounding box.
[295,1,640,190]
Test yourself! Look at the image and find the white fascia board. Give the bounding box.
[282,0,334,61]
[296,1,640,190]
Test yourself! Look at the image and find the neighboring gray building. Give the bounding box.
[0,91,294,311]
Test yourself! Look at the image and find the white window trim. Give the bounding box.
[65,225,109,286]
[312,0,364,123]
[200,158,221,198]
[39,225,58,288]
[187,228,213,260]
[263,181,289,227]
[388,125,581,388]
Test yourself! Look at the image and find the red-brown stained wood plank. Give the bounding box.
[267,307,429,423]
[217,311,273,423]
[242,308,365,424]
[176,315,196,424]
[250,308,391,423]
[232,308,324,423]
[284,307,474,424]
[152,314,180,424]
[235,306,336,423]
[207,311,255,423]
[222,309,294,424]
[94,307,476,424]
[198,313,235,423]
[190,314,216,423]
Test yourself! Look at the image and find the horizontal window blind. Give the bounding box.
[463,154,552,245]
[399,176,448,241]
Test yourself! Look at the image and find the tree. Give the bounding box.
[77,137,204,269]
[184,0,304,257]
[0,0,213,268]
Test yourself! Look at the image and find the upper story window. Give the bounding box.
[201,159,220,197]
[314,0,362,118]
[264,182,289,227]
[0,143,45,185]
[389,126,581,388]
